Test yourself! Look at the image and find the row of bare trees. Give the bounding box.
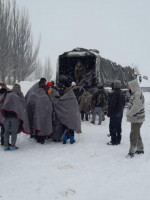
[31,57,53,81]
[0,0,52,84]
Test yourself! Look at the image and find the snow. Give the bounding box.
[0,82,150,200]
[140,78,150,87]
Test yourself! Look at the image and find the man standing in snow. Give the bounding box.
[107,80,125,145]
[78,89,92,121]
[126,79,145,158]
[91,83,107,125]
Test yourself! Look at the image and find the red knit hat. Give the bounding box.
[46,82,52,87]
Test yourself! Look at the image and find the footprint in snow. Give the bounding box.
[59,188,76,197]
[58,164,74,170]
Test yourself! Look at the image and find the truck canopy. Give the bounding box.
[56,48,136,88]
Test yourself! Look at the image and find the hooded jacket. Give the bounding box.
[127,79,145,123]
[78,91,92,113]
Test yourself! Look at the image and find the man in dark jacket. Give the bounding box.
[91,83,107,125]
[107,80,125,145]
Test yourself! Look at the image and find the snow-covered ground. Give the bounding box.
[0,81,150,200]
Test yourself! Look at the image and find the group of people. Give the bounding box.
[0,77,145,159]
[72,78,145,158]
[0,78,81,150]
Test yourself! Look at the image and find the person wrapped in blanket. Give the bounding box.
[0,84,30,150]
[53,80,81,144]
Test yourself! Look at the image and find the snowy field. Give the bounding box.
[0,81,150,200]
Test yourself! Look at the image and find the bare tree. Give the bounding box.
[0,0,40,83]
[0,0,12,81]
[34,59,43,80]
[10,1,40,83]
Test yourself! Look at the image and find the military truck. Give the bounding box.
[56,47,136,89]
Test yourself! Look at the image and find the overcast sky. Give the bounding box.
[15,0,150,78]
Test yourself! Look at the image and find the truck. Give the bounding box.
[56,47,136,89]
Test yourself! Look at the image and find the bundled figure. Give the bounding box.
[53,81,81,144]
[91,83,107,125]
[25,78,47,102]
[0,82,11,146]
[78,90,92,121]
[27,81,53,144]
[0,84,30,150]
[126,79,145,158]
[107,81,125,145]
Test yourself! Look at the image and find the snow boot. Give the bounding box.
[3,146,10,151]
[135,150,144,154]
[62,135,68,144]
[10,146,19,151]
[70,136,75,144]
[126,153,134,159]
[107,141,112,145]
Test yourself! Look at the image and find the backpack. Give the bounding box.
[96,90,105,107]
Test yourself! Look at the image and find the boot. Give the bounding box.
[135,150,144,154]
[126,153,134,159]
[70,136,75,144]
[118,135,122,144]
[62,135,68,144]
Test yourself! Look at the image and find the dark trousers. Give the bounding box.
[81,111,88,121]
[109,112,123,145]
[35,130,45,143]
[0,124,5,145]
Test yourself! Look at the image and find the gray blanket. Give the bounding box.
[27,88,53,136]
[25,82,39,102]
[53,89,81,133]
[0,88,30,134]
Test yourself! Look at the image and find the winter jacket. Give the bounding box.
[126,79,145,123]
[108,89,125,117]
[78,91,92,113]
[92,89,107,107]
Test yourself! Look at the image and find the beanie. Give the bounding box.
[46,82,52,87]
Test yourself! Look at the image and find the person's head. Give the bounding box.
[128,79,140,93]
[97,82,103,89]
[111,82,114,90]
[46,82,52,88]
[76,61,82,67]
[113,80,121,90]
[0,82,6,88]
[13,84,21,89]
[39,80,46,88]
[40,78,47,84]
[63,80,70,88]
